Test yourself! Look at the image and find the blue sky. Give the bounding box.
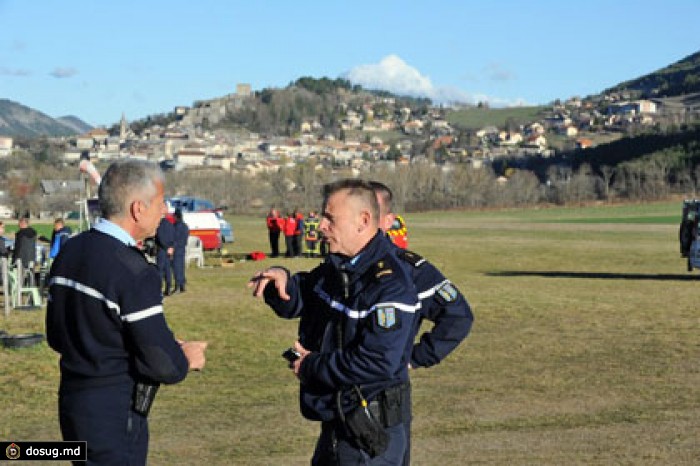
[1,0,698,127]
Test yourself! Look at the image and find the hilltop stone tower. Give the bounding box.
[236,83,251,97]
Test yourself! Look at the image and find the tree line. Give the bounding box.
[2,153,700,220]
[3,125,700,219]
[162,152,700,215]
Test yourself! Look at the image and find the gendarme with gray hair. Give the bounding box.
[98,159,164,219]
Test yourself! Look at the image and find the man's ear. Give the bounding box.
[359,209,371,231]
[129,199,142,222]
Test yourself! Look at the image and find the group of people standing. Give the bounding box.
[267,208,324,258]
[42,159,471,465]
[1,217,72,266]
[0,217,70,290]
[251,179,473,465]
[154,209,190,295]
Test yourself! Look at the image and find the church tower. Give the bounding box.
[119,113,128,141]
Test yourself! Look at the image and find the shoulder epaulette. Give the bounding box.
[398,249,425,268]
[374,259,394,279]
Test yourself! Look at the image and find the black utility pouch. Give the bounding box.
[378,384,405,427]
[344,403,389,458]
[133,382,160,416]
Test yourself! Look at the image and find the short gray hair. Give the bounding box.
[98,159,164,219]
[368,181,393,216]
[321,178,379,222]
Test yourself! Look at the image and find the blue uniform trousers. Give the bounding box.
[59,383,149,466]
[312,421,407,466]
[156,249,172,292]
[172,252,186,289]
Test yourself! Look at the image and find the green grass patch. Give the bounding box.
[535,215,679,224]
[2,202,699,464]
[446,106,546,129]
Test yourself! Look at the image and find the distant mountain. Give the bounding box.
[55,115,93,135]
[604,50,700,99]
[0,99,92,137]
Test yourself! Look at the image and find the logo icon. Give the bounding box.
[6,442,20,460]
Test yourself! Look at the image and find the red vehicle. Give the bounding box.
[165,211,222,251]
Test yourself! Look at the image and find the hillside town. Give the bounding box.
[0,82,699,221]
[2,84,698,179]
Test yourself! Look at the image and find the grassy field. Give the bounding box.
[446,106,546,130]
[2,201,699,465]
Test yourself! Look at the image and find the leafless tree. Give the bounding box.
[600,165,615,202]
[505,170,544,206]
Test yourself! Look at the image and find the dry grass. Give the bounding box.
[2,201,699,465]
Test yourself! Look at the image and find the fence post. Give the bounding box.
[1,257,9,317]
[15,260,23,309]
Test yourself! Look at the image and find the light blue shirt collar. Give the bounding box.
[93,218,136,247]
[349,253,362,266]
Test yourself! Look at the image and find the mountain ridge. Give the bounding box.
[0,98,92,137]
[603,50,700,98]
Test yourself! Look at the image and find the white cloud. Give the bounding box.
[50,67,78,78]
[344,55,434,98]
[344,54,526,107]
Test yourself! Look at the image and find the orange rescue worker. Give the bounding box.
[387,214,408,249]
[266,208,283,258]
[283,211,299,257]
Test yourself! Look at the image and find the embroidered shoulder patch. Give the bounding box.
[375,305,399,330]
[436,282,458,304]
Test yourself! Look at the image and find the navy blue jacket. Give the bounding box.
[173,220,189,257]
[397,249,473,368]
[155,218,175,252]
[264,232,419,421]
[46,229,188,389]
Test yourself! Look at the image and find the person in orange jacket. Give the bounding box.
[283,211,298,258]
[266,208,283,258]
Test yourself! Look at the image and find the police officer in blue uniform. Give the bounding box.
[46,159,206,465]
[171,209,189,293]
[155,216,175,295]
[370,181,474,466]
[249,179,419,465]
